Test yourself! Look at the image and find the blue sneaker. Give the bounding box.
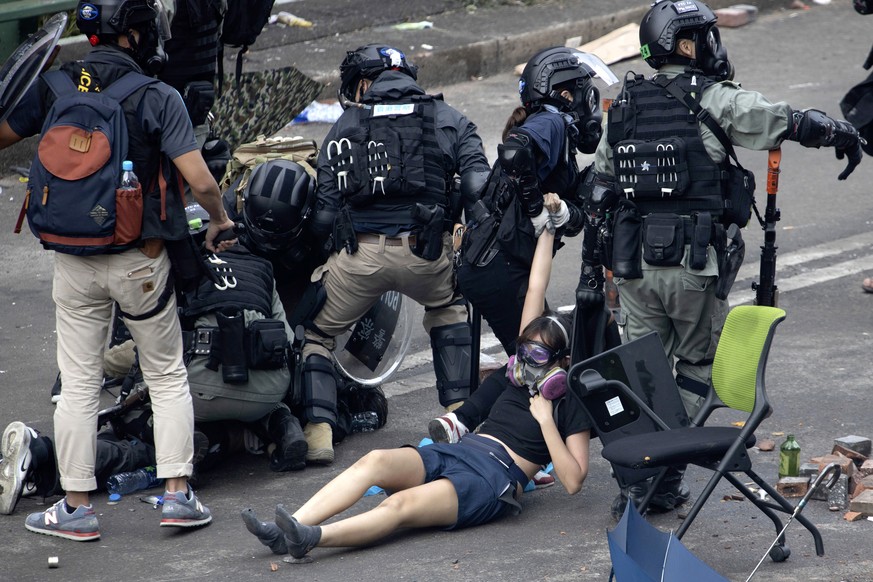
[25,498,100,541]
[0,421,33,515]
[160,486,212,528]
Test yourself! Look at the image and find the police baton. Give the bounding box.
[752,148,781,307]
[469,304,481,393]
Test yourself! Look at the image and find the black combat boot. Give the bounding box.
[266,405,307,472]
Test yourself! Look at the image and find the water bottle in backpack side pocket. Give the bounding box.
[116,160,143,245]
[350,411,380,433]
[106,465,164,496]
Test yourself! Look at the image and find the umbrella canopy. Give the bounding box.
[212,65,323,151]
[608,503,728,582]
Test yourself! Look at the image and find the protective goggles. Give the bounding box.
[516,341,560,368]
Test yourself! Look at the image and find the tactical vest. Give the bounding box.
[180,247,275,326]
[334,95,448,224]
[607,72,727,218]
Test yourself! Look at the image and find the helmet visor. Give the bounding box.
[152,0,171,41]
[569,50,619,87]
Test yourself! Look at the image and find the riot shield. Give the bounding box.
[0,12,67,126]
[333,291,413,386]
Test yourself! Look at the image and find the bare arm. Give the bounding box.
[529,394,590,494]
[519,229,555,332]
[0,121,24,150]
[171,149,235,252]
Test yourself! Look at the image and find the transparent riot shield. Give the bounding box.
[0,12,66,126]
[332,290,413,386]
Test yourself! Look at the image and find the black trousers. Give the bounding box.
[457,249,531,356]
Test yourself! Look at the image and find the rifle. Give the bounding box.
[96,359,149,432]
[752,148,782,307]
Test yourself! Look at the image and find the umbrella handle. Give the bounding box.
[745,463,842,582]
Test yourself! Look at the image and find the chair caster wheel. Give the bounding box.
[768,544,790,563]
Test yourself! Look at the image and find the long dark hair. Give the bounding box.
[501,106,528,142]
[517,311,572,361]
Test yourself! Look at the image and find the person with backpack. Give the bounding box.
[583,0,863,520]
[429,47,620,449]
[0,0,235,541]
[240,227,593,561]
[297,44,491,465]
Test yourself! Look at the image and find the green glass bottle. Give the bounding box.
[778,434,801,478]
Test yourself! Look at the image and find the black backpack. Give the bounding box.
[218,0,276,91]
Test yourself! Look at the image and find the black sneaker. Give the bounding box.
[50,373,62,404]
[648,480,692,513]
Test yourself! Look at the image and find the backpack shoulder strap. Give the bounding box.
[657,75,744,169]
[101,71,160,103]
[41,70,78,98]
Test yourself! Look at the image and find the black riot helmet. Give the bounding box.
[639,0,734,81]
[518,47,618,153]
[338,44,418,107]
[76,0,171,74]
[242,159,315,258]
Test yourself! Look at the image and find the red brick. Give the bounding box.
[714,5,758,28]
[776,476,809,498]
[849,489,873,514]
[845,511,865,522]
[810,454,855,480]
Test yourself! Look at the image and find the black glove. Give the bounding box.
[836,141,863,181]
[576,265,605,309]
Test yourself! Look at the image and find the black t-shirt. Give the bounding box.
[478,372,593,467]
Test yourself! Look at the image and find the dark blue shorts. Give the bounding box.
[415,439,519,530]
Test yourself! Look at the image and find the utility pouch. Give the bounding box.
[462,200,500,267]
[247,319,288,370]
[642,213,684,267]
[715,223,745,300]
[610,199,643,279]
[722,165,756,228]
[216,309,248,384]
[689,212,712,271]
[333,206,358,255]
[182,80,216,127]
[613,138,690,199]
[411,203,445,261]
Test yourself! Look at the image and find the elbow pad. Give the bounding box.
[460,169,489,200]
[786,109,860,149]
[498,131,543,216]
[309,203,337,243]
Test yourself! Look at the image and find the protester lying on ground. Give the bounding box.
[240,226,592,560]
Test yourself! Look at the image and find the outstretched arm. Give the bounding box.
[519,229,555,333]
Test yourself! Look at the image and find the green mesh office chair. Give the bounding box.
[569,305,826,563]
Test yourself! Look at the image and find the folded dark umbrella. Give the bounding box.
[211,66,322,151]
[608,502,728,582]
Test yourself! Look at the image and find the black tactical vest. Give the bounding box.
[607,72,727,217]
[339,95,448,224]
[181,247,275,326]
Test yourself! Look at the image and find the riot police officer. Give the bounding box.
[431,47,619,446]
[457,46,618,356]
[299,44,490,464]
[579,0,864,518]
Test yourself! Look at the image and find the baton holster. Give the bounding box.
[689,212,712,271]
[715,223,745,301]
[411,203,445,260]
[333,206,358,255]
[216,308,249,384]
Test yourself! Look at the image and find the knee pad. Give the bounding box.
[302,354,338,427]
[430,322,472,407]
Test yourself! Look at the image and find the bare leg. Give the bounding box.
[319,479,458,547]
[276,478,459,556]
[294,448,427,525]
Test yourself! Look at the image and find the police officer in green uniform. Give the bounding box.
[578,0,864,518]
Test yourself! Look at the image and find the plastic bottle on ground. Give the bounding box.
[106,466,163,496]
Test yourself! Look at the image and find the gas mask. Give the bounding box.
[696,26,734,82]
[569,81,603,154]
[506,341,568,400]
